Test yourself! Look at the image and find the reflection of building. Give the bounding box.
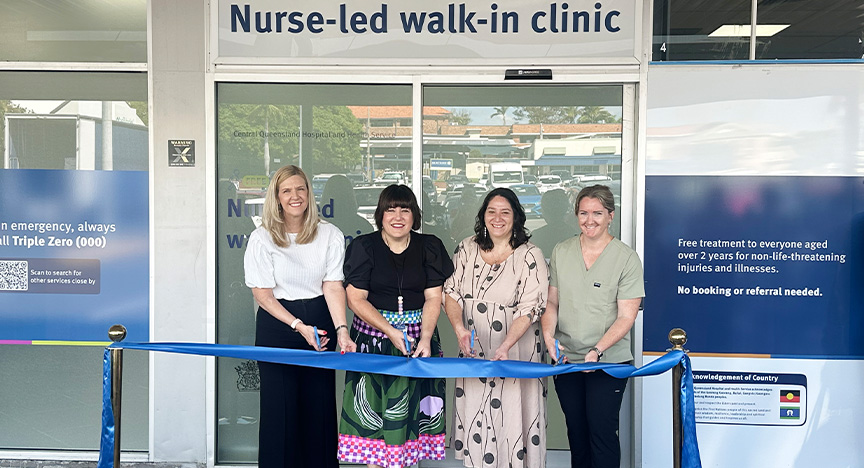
[512,123,621,143]
[349,105,451,133]
[349,105,451,175]
[347,105,621,178]
[4,101,147,170]
[523,135,622,176]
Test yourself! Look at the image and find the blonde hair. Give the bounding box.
[262,165,319,247]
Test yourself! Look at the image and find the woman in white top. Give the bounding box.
[244,165,356,468]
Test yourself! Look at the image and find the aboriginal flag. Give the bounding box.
[780,389,800,403]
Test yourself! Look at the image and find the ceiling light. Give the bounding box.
[708,24,790,37]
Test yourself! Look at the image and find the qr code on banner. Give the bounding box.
[0,260,28,291]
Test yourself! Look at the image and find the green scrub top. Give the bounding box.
[549,235,644,363]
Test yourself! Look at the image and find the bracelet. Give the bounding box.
[335,324,348,334]
[290,318,303,331]
[590,346,604,360]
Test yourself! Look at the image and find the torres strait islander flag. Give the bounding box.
[780,407,801,420]
[781,389,800,403]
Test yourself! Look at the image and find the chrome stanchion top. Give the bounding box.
[668,328,687,351]
[669,328,688,468]
[108,324,127,343]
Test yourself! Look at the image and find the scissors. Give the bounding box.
[470,329,475,357]
[313,326,322,351]
[403,330,412,359]
[553,339,562,365]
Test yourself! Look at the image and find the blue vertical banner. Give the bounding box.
[641,66,864,468]
[0,169,149,343]
[644,175,864,357]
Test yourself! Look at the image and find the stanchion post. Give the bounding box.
[108,325,127,468]
[668,328,688,468]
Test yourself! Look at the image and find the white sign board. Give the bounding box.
[217,0,637,63]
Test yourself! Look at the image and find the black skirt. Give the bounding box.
[255,295,338,468]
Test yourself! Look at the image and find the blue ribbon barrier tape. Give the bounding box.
[680,354,703,468]
[97,343,701,468]
[97,350,115,466]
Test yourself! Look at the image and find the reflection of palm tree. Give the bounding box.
[490,106,510,125]
[249,104,286,175]
[577,106,618,124]
[559,107,581,124]
[449,109,472,126]
[557,106,618,124]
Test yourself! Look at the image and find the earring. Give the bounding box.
[483,227,487,238]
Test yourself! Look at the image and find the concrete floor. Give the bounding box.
[0,454,574,468]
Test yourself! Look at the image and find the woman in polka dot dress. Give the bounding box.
[443,188,549,468]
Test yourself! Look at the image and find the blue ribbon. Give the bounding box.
[96,343,701,468]
[680,354,703,468]
[97,350,114,467]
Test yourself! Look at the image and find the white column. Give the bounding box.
[150,0,209,463]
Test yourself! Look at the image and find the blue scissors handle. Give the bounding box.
[555,339,561,364]
[313,326,321,351]
[403,330,412,356]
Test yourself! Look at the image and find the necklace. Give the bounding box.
[383,233,410,253]
[382,233,410,315]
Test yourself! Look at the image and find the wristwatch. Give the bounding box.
[590,347,604,360]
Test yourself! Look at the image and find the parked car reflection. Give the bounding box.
[510,184,543,219]
[353,185,389,224]
[538,174,563,193]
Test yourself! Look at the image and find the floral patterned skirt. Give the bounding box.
[338,310,446,468]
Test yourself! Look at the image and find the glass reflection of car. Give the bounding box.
[442,185,489,221]
[311,173,343,202]
[374,171,407,186]
[567,178,620,207]
[446,174,470,191]
[441,186,463,215]
[510,184,543,219]
[352,185,388,223]
[422,175,438,203]
[345,172,370,187]
[572,173,613,185]
[568,174,614,195]
[422,191,449,231]
[523,174,538,185]
[551,170,572,184]
[489,170,523,189]
[537,175,563,193]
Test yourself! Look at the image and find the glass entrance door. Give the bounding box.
[215,80,627,461]
[421,84,625,452]
[216,82,413,462]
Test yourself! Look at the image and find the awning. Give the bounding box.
[526,155,621,166]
